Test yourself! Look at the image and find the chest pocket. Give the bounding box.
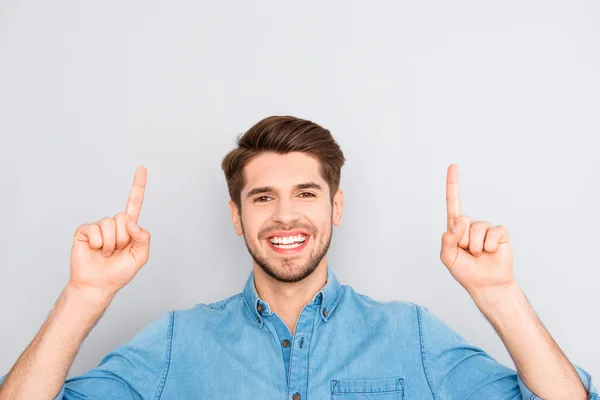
[331,377,404,399]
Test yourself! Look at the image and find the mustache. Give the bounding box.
[260,223,316,239]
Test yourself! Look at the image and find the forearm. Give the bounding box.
[0,284,112,400]
[471,282,587,399]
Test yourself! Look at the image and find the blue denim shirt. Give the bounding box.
[1,265,597,399]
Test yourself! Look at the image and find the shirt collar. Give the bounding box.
[243,265,342,329]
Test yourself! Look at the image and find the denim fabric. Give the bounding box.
[1,265,597,399]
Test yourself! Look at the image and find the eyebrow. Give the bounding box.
[245,182,323,199]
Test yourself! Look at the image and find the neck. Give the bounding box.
[253,260,328,335]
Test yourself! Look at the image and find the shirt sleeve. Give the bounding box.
[416,304,598,400]
[0,310,174,400]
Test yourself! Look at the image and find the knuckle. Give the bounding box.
[471,222,489,235]
[90,224,101,235]
[90,228,102,246]
[470,245,481,254]
[98,217,114,227]
[470,237,482,247]
[114,212,129,222]
[75,223,89,234]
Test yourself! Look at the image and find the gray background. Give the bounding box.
[1,0,598,381]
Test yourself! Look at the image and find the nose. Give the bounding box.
[271,197,301,225]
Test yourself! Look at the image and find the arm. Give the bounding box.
[417,303,597,400]
[472,282,595,399]
[0,285,111,399]
[439,164,596,399]
[0,303,173,400]
[0,166,152,399]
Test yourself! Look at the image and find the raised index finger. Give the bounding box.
[126,166,147,223]
[446,164,461,231]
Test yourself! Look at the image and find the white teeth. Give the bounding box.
[273,242,302,249]
[269,234,307,244]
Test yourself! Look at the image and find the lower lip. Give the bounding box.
[267,236,310,254]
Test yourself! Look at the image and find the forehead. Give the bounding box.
[242,152,324,191]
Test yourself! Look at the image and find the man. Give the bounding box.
[0,115,596,399]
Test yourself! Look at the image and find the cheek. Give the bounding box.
[306,211,332,235]
[303,203,331,219]
[241,212,265,232]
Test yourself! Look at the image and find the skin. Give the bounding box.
[441,164,587,399]
[0,166,151,399]
[228,152,343,335]
[0,159,588,399]
[440,164,514,295]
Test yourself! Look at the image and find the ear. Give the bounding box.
[332,189,344,226]
[229,200,243,236]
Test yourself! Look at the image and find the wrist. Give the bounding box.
[63,282,115,312]
[469,281,530,325]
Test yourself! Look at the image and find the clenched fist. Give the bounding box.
[68,166,151,300]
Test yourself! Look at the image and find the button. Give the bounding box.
[282,339,290,348]
[257,304,264,312]
[292,393,300,400]
[323,308,328,316]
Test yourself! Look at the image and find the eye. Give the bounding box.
[298,192,316,198]
[254,196,272,203]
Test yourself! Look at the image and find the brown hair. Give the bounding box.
[221,115,346,212]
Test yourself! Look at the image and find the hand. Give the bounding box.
[68,166,151,300]
[440,164,515,297]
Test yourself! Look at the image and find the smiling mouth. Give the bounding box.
[269,234,308,249]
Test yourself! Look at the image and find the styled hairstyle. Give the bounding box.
[221,115,345,211]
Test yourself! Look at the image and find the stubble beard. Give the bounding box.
[240,220,333,283]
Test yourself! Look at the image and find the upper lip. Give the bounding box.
[267,230,310,239]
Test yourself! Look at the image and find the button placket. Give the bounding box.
[287,304,318,400]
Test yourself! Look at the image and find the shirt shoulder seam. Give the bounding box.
[205,293,243,311]
[416,304,437,400]
[154,310,175,400]
[356,292,373,301]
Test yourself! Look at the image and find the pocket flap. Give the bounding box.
[331,377,404,394]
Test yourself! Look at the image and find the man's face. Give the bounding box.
[229,152,343,283]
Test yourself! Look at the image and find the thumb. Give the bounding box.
[450,217,467,244]
[126,221,150,258]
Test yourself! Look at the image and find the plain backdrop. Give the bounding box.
[0,0,598,381]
